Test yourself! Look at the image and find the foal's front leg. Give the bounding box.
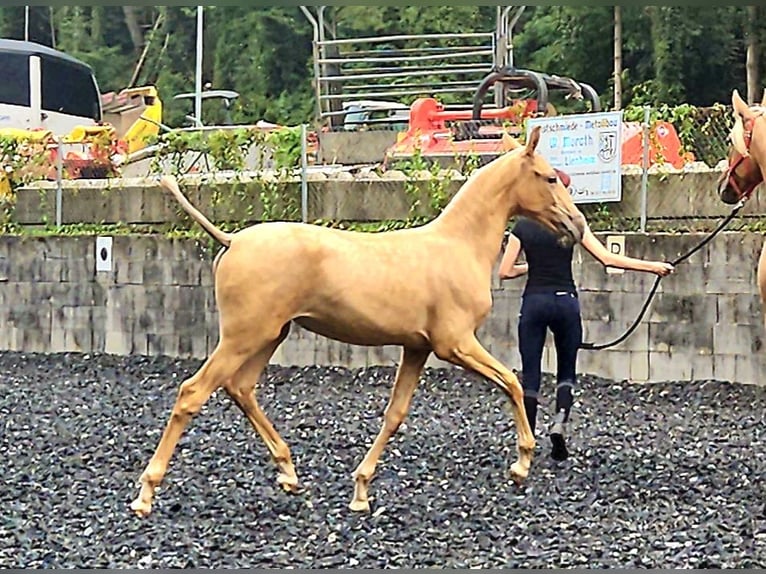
[440,335,536,483]
[349,347,430,512]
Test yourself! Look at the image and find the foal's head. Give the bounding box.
[500,126,586,245]
[718,89,766,205]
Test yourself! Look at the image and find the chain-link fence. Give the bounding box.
[679,105,734,169]
[317,102,738,233]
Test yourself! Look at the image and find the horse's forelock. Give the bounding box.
[731,114,750,157]
[731,105,766,157]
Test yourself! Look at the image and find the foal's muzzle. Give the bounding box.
[718,178,741,205]
[718,153,762,205]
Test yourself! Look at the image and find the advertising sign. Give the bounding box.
[526,110,623,204]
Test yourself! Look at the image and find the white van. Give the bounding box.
[0,38,101,136]
[341,99,410,131]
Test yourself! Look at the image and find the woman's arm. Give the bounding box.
[498,233,528,280]
[581,224,674,276]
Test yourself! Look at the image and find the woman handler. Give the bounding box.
[498,175,674,461]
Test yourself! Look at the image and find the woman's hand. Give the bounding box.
[648,261,675,276]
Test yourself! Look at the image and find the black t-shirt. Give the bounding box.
[511,216,577,295]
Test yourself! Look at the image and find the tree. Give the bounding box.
[208,7,314,125]
[0,6,758,126]
[513,6,615,110]
[121,6,144,54]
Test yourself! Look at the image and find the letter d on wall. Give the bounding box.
[606,235,625,275]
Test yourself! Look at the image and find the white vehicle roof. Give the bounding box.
[0,38,93,73]
[342,99,408,111]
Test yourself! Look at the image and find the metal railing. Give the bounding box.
[301,6,527,130]
[317,32,495,126]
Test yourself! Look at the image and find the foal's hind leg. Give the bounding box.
[130,342,249,517]
[223,325,299,492]
[438,335,536,484]
[350,347,430,512]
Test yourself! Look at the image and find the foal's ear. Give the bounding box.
[501,131,521,151]
[525,125,541,156]
[761,88,766,107]
[733,89,754,119]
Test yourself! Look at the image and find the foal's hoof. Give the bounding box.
[509,462,529,485]
[349,498,371,513]
[277,473,300,493]
[129,498,152,518]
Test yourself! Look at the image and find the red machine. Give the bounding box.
[385,98,691,170]
[384,67,691,170]
[384,67,601,168]
[385,96,537,165]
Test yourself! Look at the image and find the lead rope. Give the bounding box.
[580,196,749,351]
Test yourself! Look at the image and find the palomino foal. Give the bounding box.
[130,127,586,517]
[719,89,766,325]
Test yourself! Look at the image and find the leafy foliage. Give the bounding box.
[0,6,762,126]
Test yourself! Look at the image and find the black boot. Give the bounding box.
[555,381,574,421]
[549,409,569,461]
[550,382,574,461]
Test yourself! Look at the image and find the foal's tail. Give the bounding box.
[159,175,232,248]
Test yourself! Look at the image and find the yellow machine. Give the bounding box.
[0,85,163,196]
[100,85,163,156]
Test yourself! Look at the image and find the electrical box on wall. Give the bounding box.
[605,235,625,275]
[95,236,113,273]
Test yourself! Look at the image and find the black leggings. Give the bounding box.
[517,291,583,399]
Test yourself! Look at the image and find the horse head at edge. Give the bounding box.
[718,89,766,205]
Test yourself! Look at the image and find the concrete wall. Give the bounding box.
[11,170,766,227]
[0,232,764,385]
[318,131,400,165]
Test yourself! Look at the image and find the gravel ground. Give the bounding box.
[0,350,765,568]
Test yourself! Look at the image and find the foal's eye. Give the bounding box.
[547,176,558,184]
